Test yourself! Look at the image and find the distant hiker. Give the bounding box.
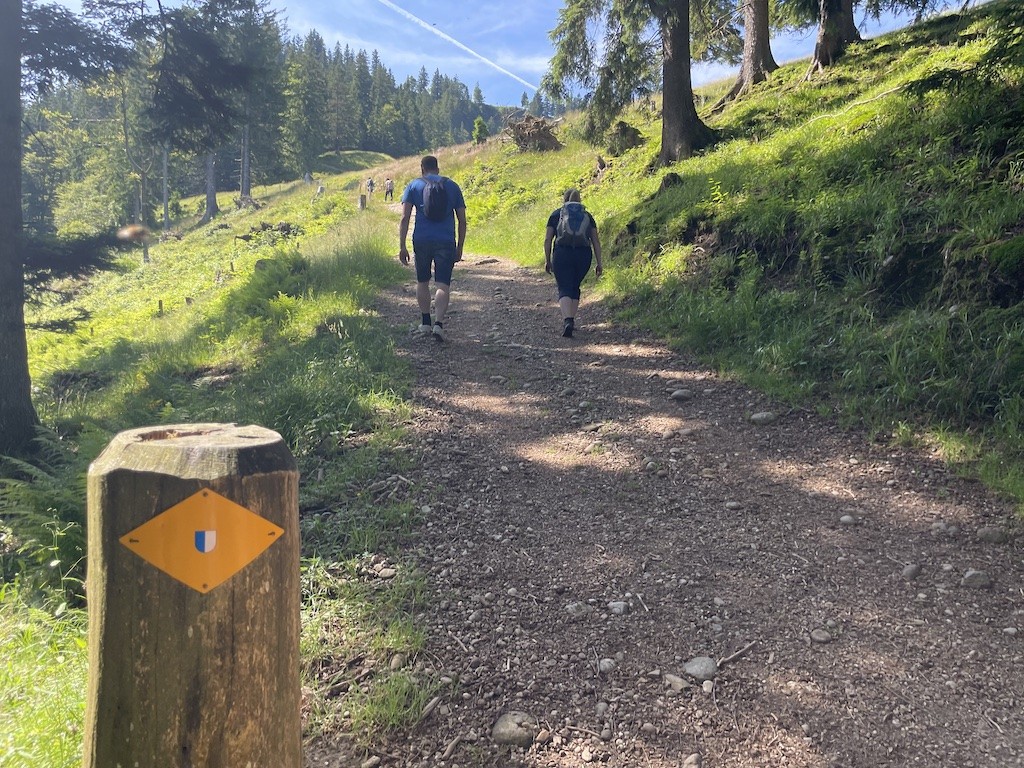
[384,178,394,201]
[366,177,375,195]
[398,155,467,342]
[544,188,602,338]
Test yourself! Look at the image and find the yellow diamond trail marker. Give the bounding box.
[119,488,284,593]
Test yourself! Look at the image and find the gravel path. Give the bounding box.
[311,254,1024,768]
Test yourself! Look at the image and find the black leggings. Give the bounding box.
[552,245,592,300]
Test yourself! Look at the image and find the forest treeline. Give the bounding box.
[21,2,569,240]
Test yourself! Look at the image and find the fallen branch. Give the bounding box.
[442,735,462,759]
[717,640,757,669]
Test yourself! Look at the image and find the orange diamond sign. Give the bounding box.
[120,488,284,593]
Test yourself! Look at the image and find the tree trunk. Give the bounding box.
[0,0,40,456]
[807,0,846,76]
[240,123,251,198]
[839,0,861,44]
[712,0,779,112]
[201,152,219,223]
[658,0,714,165]
[136,172,150,264]
[162,145,170,231]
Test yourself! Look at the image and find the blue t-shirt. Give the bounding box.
[401,175,466,244]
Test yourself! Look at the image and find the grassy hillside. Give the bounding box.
[2,1,1023,763]
[447,0,1024,502]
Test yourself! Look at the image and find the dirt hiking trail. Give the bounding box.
[310,254,1024,768]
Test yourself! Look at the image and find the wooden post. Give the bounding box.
[84,423,301,768]
[358,193,366,210]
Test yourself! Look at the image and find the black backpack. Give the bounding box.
[556,202,590,247]
[422,177,449,222]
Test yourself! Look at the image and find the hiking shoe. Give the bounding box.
[414,324,432,335]
[562,319,574,338]
[432,323,448,342]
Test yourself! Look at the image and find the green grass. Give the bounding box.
[0,593,86,768]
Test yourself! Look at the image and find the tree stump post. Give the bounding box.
[83,423,301,768]
[358,193,367,210]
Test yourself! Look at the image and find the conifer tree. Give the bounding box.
[547,0,714,164]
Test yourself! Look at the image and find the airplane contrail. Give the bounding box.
[372,0,539,92]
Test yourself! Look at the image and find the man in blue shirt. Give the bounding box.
[398,155,467,342]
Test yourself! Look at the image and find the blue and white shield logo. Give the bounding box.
[194,530,217,554]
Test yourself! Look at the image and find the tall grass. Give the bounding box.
[0,593,86,768]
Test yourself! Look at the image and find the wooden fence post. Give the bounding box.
[83,423,301,768]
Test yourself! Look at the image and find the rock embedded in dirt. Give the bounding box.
[608,601,629,615]
[961,569,992,588]
[664,673,688,692]
[683,754,703,768]
[491,711,540,748]
[977,525,1009,543]
[725,501,743,510]
[902,563,923,580]
[683,656,718,681]
[749,411,778,425]
[598,658,617,674]
[839,514,856,526]
[670,389,693,401]
[810,628,833,644]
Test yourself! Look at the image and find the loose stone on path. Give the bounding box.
[491,711,539,748]
[683,656,718,681]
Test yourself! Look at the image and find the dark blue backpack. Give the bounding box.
[422,176,449,222]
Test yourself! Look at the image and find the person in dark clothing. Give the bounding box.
[544,188,602,337]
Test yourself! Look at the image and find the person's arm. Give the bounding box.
[398,202,414,264]
[455,207,467,262]
[544,227,555,274]
[590,225,602,278]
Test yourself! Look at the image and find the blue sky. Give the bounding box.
[282,0,924,106]
[58,0,927,107]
